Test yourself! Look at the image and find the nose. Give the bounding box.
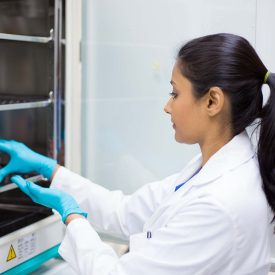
[164,98,172,114]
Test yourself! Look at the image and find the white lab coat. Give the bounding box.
[51,131,272,275]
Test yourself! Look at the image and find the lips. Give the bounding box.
[170,118,176,129]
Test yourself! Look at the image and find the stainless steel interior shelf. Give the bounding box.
[0,32,53,44]
[0,33,65,45]
[0,92,53,111]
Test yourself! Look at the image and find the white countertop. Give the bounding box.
[30,258,76,275]
[30,258,275,275]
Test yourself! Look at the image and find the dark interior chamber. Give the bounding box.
[0,0,65,236]
[0,179,53,237]
[0,0,54,36]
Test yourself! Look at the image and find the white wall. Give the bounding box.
[81,0,257,193]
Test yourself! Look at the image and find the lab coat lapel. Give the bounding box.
[143,155,202,231]
[144,131,255,231]
[190,130,255,187]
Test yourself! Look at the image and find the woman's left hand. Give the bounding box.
[11,175,87,224]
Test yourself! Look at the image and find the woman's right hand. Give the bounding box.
[0,140,57,182]
[11,175,87,224]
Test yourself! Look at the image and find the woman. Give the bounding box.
[0,33,274,274]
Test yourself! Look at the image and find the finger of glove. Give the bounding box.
[11,175,33,198]
[0,165,12,182]
[26,181,54,207]
[0,140,12,154]
[26,180,44,199]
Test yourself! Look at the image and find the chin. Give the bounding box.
[175,133,196,144]
[174,135,186,144]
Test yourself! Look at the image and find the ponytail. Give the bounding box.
[258,72,275,222]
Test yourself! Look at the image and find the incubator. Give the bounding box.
[0,0,65,273]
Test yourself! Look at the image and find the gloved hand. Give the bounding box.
[0,140,57,182]
[11,175,88,223]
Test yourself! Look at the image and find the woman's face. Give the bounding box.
[164,62,207,144]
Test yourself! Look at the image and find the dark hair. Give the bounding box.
[177,33,275,221]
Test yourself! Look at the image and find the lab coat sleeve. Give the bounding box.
[50,166,178,239]
[58,196,236,275]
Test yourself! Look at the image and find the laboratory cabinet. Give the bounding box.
[0,0,65,273]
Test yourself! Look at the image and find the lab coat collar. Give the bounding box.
[175,130,256,188]
[144,131,256,231]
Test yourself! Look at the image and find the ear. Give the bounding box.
[205,87,225,117]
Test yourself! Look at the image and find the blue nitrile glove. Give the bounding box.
[0,140,57,182]
[11,175,87,223]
